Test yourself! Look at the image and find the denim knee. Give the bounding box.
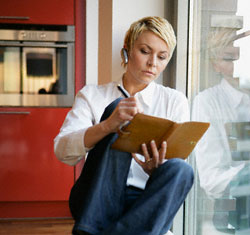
[169,158,194,185]
[169,158,193,177]
[159,158,194,187]
[169,158,193,173]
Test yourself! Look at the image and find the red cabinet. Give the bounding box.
[0,108,74,217]
[0,108,73,202]
[0,0,86,218]
[0,0,74,25]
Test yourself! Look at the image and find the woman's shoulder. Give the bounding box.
[193,83,223,104]
[77,82,116,98]
[154,83,187,101]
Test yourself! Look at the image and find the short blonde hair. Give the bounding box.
[121,16,176,67]
[207,27,237,63]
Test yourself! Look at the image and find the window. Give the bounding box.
[187,0,250,234]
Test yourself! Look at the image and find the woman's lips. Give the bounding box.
[143,70,155,76]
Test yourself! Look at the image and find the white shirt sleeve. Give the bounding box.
[54,88,95,166]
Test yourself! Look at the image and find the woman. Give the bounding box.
[54,16,194,235]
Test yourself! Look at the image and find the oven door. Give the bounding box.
[0,41,74,107]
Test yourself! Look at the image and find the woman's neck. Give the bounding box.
[122,73,148,96]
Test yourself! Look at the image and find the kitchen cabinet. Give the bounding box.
[0,108,73,202]
[0,108,74,217]
[0,0,74,25]
[0,0,86,218]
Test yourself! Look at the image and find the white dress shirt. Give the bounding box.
[192,79,249,198]
[54,78,189,189]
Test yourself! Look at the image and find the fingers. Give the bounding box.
[159,141,167,164]
[132,153,143,167]
[141,143,151,163]
[150,140,159,162]
[149,140,165,167]
[150,140,167,162]
[105,97,143,133]
[132,140,167,176]
[131,152,153,176]
[118,97,143,117]
[116,97,143,122]
[143,140,166,165]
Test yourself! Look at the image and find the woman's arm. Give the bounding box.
[84,96,143,149]
[54,93,143,165]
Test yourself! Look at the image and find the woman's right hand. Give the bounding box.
[103,97,143,133]
[84,97,143,149]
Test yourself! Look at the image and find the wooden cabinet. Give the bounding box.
[0,0,74,25]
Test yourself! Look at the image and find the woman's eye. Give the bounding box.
[140,49,149,54]
[223,57,236,61]
[158,55,167,60]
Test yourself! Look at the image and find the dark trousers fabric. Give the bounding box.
[69,98,194,235]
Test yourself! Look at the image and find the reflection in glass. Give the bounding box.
[1,47,20,93]
[190,0,250,234]
[22,48,57,94]
[0,45,71,106]
[0,47,67,95]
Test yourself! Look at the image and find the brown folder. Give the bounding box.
[111,113,210,159]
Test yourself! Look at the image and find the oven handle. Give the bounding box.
[0,42,68,48]
[0,111,31,115]
[0,16,30,20]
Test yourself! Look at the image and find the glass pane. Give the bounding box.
[23,48,57,94]
[0,47,21,93]
[0,45,72,107]
[189,0,250,234]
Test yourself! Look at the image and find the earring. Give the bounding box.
[122,48,128,64]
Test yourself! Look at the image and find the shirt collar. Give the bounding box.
[221,78,244,108]
[117,77,155,107]
[136,81,155,107]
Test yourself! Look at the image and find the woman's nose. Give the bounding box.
[147,55,157,67]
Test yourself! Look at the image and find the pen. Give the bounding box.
[117,84,129,98]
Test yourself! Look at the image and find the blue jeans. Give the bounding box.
[70,98,194,235]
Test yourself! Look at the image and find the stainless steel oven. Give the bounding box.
[0,25,75,107]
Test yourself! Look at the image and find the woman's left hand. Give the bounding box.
[132,140,167,175]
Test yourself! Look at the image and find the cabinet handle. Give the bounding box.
[0,16,30,20]
[0,111,30,115]
[0,42,68,48]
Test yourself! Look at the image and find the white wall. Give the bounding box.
[112,0,166,82]
[86,0,99,85]
[86,0,166,85]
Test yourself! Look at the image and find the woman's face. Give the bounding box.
[125,31,170,86]
[213,46,239,79]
